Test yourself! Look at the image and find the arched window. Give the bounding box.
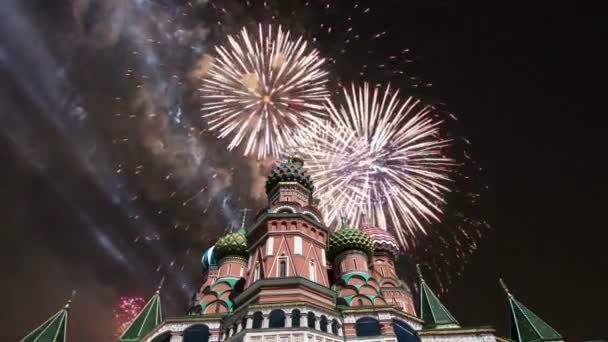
[253,263,261,282]
[309,260,316,282]
[151,332,172,342]
[307,312,316,329]
[331,319,339,335]
[241,317,247,330]
[393,319,421,342]
[279,259,287,277]
[291,309,301,327]
[357,298,363,306]
[269,310,286,328]
[252,311,264,329]
[320,315,328,332]
[356,317,381,337]
[183,324,210,342]
[353,258,358,270]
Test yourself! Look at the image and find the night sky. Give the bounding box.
[1,1,606,341]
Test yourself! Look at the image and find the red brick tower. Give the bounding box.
[238,155,334,309]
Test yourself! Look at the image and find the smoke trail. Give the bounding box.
[0,0,194,296]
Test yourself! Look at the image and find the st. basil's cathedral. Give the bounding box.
[21,156,563,342]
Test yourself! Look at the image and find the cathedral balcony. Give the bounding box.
[220,304,344,342]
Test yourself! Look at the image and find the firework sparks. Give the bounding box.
[114,296,146,338]
[200,24,330,159]
[296,83,456,248]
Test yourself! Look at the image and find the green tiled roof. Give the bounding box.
[417,265,459,329]
[21,303,68,342]
[119,291,162,342]
[327,228,374,260]
[502,280,562,342]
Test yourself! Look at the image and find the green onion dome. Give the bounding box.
[327,228,375,261]
[215,231,248,260]
[265,155,314,194]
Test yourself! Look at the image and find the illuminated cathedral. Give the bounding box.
[21,156,563,342]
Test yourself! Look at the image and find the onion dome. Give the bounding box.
[201,246,218,272]
[265,155,314,193]
[327,228,374,260]
[361,223,400,258]
[215,231,248,260]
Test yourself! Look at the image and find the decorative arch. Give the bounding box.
[307,312,316,329]
[320,315,329,332]
[269,309,286,328]
[151,332,172,342]
[355,317,381,337]
[291,309,301,327]
[183,324,210,342]
[331,319,340,335]
[252,311,264,329]
[302,211,321,222]
[393,319,421,342]
[203,300,227,314]
[274,205,296,214]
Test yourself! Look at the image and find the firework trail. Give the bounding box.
[200,24,330,159]
[295,83,455,248]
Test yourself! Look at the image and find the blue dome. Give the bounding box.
[202,246,218,272]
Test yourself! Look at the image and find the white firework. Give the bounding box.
[200,24,329,159]
[296,83,455,247]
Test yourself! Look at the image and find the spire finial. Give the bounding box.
[289,153,304,167]
[499,278,512,297]
[416,264,425,283]
[157,276,165,294]
[360,212,368,225]
[339,210,348,229]
[240,208,251,230]
[64,290,77,309]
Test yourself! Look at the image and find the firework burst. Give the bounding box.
[296,83,456,248]
[113,296,146,338]
[200,24,330,159]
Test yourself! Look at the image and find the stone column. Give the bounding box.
[246,317,253,329]
[170,332,184,342]
[237,323,244,333]
[286,314,292,328]
[302,314,309,328]
[337,326,343,337]
[262,316,270,328]
[314,318,320,330]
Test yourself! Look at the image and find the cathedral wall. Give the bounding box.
[246,218,329,288]
[336,251,369,275]
[219,257,248,278]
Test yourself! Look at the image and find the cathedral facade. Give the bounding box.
[21,156,563,342]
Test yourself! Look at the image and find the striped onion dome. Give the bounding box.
[361,223,400,258]
[265,155,314,194]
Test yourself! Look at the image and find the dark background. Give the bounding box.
[1,1,606,341]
